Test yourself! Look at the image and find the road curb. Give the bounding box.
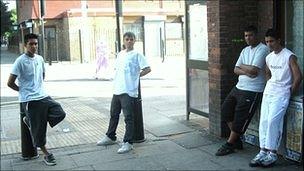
[0,97,77,106]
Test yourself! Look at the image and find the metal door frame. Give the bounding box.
[185,0,209,119]
[45,26,58,63]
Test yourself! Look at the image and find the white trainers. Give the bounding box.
[249,150,267,167]
[260,152,278,167]
[117,142,133,154]
[96,136,116,146]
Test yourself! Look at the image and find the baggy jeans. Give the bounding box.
[21,96,66,147]
[106,94,136,143]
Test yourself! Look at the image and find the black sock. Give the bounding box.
[226,142,233,146]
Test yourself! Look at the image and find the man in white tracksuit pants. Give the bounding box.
[249,29,302,167]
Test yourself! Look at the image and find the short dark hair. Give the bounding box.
[24,33,38,44]
[265,28,280,39]
[123,32,136,39]
[244,25,258,34]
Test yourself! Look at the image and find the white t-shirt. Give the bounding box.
[113,50,149,97]
[235,43,269,92]
[264,48,294,98]
[11,54,48,102]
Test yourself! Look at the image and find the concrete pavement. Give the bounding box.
[1,48,302,170]
[1,102,301,171]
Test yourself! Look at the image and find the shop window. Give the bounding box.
[188,3,208,61]
[165,23,183,39]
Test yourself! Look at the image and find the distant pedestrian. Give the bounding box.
[94,39,109,80]
[96,32,151,154]
[7,33,66,166]
[215,25,269,156]
[249,28,302,167]
[2,38,8,47]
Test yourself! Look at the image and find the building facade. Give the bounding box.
[16,0,185,62]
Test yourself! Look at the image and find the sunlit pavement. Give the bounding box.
[1,49,301,170]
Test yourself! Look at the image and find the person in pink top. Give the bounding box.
[94,40,109,80]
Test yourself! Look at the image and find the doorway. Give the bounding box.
[45,27,58,62]
[144,18,165,59]
[185,0,209,119]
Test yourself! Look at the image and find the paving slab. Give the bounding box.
[0,97,126,155]
[132,140,187,158]
[151,149,222,170]
[71,144,135,167]
[0,158,12,170]
[198,141,302,171]
[170,131,215,149]
[49,143,107,157]
[144,113,193,137]
[11,155,77,170]
[92,156,166,170]
[70,165,95,170]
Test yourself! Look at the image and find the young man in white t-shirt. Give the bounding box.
[7,33,66,166]
[97,32,151,154]
[249,29,302,167]
[216,25,269,156]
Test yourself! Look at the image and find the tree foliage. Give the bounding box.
[10,9,17,24]
[1,0,13,38]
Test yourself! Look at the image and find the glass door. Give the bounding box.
[185,0,209,119]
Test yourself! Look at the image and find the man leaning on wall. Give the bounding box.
[215,25,270,156]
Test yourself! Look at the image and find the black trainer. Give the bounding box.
[215,143,234,156]
[21,154,39,160]
[234,137,243,150]
[43,153,56,166]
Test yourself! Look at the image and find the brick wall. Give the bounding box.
[207,0,273,137]
[257,1,274,43]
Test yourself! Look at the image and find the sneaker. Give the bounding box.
[23,117,30,129]
[96,136,116,146]
[234,137,243,150]
[260,152,278,167]
[21,154,39,160]
[117,142,133,154]
[215,143,234,156]
[249,150,267,167]
[43,153,56,166]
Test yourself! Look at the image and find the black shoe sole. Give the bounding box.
[234,146,243,150]
[44,160,56,166]
[21,154,39,161]
[261,162,275,168]
[215,150,235,156]
[249,162,261,167]
[43,158,56,166]
[234,139,243,150]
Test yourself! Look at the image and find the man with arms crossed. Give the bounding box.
[216,25,269,156]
